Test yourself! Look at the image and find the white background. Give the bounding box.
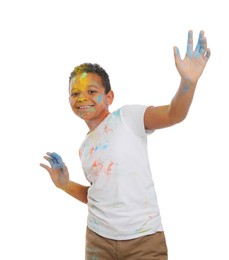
[1,0,228,259]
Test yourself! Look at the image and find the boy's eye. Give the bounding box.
[88,90,96,94]
[71,92,79,97]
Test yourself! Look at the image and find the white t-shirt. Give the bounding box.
[79,105,163,240]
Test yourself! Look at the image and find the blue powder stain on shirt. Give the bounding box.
[113,108,121,117]
[95,144,108,151]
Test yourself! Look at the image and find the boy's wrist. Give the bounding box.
[180,77,198,87]
[58,180,71,191]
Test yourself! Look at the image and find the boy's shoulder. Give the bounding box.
[111,104,153,137]
[113,104,149,117]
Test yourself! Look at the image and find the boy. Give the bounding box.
[40,30,210,259]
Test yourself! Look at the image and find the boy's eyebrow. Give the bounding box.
[70,84,99,93]
[88,84,99,89]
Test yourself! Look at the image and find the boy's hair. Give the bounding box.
[69,63,111,94]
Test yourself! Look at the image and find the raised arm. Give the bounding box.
[40,152,89,204]
[144,30,211,130]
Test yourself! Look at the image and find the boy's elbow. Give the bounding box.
[170,113,187,125]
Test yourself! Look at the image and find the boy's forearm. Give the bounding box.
[168,78,198,124]
[60,181,89,204]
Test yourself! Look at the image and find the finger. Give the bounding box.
[47,152,63,165]
[48,152,66,171]
[43,155,53,163]
[204,48,211,61]
[194,30,204,53]
[47,152,58,161]
[173,46,181,62]
[199,36,207,55]
[186,30,193,57]
[50,153,65,171]
[40,163,51,171]
[51,152,64,164]
[46,152,59,166]
[43,155,58,169]
[50,159,58,169]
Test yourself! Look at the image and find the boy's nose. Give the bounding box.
[78,94,88,102]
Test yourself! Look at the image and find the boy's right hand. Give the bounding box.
[40,152,70,189]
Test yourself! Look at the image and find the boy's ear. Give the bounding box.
[106,90,114,106]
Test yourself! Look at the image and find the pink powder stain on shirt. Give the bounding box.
[90,147,94,155]
[79,149,82,159]
[91,160,114,178]
[104,125,112,133]
[92,160,102,168]
[105,162,114,176]
[92,160,103,177]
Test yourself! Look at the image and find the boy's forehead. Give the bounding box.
[70,72,102,90]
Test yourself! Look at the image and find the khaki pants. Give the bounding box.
[85,227,168,260]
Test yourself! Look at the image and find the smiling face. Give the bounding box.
[69,72,114,130]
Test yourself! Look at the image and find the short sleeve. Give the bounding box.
[120,105,154,138]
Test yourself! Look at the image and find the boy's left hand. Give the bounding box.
[174,30,211,83]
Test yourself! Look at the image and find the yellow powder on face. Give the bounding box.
[78,73,89,92]
[71,73,89,93]
[70,73,101,95]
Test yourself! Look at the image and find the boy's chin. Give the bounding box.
[75,112,95,121]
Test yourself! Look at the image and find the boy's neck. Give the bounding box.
[85,110,110,132]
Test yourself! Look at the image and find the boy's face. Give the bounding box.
[69,72,114,124]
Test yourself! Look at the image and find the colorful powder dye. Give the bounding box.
[96,94,103,103]
[181,85,190,94]
[80,72,87,79]
[88,106,95,112]
[113,108,121,117]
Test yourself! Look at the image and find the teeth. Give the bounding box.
[78,105,92,109]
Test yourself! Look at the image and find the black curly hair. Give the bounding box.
[69,63,111,94]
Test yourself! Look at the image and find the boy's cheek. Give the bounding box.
[69,97,75,106]
[94,94,103,103]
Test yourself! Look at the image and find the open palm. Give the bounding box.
[40,152,69,188]
[174,30,211,83]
